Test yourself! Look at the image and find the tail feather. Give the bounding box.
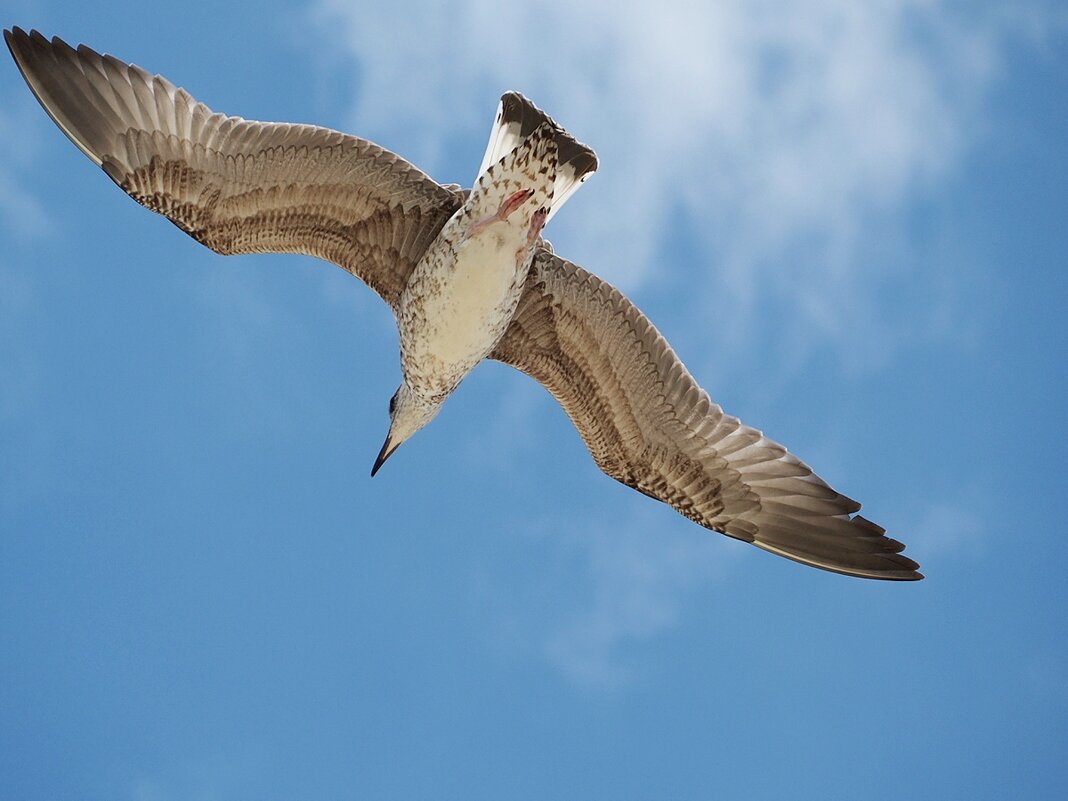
[476,92,597,223]
[466,123,557,226]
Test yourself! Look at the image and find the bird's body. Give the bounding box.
[5,27,923,580]
[399,126,556,403]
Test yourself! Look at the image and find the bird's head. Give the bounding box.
[371,383,443,476]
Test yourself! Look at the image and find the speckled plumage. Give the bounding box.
[399,125,556,401]
[6,27,922,580]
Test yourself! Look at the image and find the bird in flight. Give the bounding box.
[5,28,922,580]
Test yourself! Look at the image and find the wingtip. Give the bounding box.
[747,510,925,581]
[891,552,925,581]
[4,26,45,50]
[752,539,924,581]
[4,26,24,55]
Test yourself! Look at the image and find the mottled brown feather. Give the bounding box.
[493,250,922,580]
[5,27,461,308]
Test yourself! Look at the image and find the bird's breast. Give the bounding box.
[398,225,533,394]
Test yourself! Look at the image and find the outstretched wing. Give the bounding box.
[5,27,462,308]
[492,250,922,580]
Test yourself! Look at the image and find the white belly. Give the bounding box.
[399,225,530,394]
[398,122,556,396]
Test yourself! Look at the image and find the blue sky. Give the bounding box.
[2,0,1067,798]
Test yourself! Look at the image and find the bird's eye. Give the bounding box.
[389,391,398,416]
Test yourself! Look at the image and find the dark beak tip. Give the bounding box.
[371,435,396,477]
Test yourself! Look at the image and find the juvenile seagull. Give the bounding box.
[5,28,922,580]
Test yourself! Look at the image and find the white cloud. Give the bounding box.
[191,263,307,435]
[308,0,1041,372]
[0,97,57,512]
[0,103,49,426]
[0,260,36,422]
[198,267,281,361]
[0,103,53,239]
[544,502,734,688]
[909,500,983,559]
[0,169,49,239]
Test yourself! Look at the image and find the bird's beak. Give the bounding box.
[371,432,400,477]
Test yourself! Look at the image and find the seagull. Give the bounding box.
[5,28,922,581]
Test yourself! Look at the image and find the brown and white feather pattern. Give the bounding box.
[478,91,597,222]
[5,27,462,308]
[399,125,557,399]
[493,250,922,580]
[7,28,920,581]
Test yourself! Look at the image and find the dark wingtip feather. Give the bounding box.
[4,26,29,60]
[751,512,923,581]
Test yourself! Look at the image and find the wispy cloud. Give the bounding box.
[192,263,311,435]
[197,267,282,364]
[130,752,254,801]
[0,98,57,513]
[0,104,53,239]
[309,0,1042,373]
[0,103,49,425]
[0,259,37,424]
[0,170,49,239]
[544,502,733,688]
[910,500,983,559]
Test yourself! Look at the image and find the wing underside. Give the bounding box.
[493,250,922,581]
[5,27,462,308]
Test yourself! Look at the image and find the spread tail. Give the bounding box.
[476,92,597,223]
